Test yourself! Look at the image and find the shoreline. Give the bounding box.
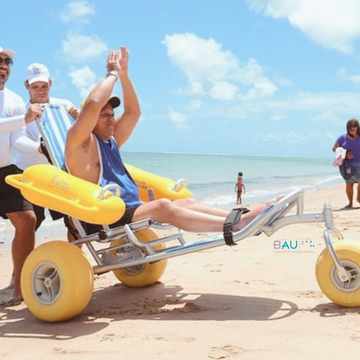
[194,176,343,209]
[0,182,349,250]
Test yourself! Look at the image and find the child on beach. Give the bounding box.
[235,172,246,204]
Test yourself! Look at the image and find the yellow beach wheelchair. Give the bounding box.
[5,105,360,322]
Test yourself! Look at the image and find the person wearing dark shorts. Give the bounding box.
[0,165,63,229]
[12,62,79,232]
[0,45,42,304]
[0,165,33,216]
[333,119,360,209]
[82,205,140,235]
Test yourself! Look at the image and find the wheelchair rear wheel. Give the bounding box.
[21,241,94,322]
[110,228,167,287]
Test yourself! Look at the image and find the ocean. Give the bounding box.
[121,152,342,209]
[0,151,341,248]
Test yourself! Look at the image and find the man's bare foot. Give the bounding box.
[2,298,23,307]
[343,204,354,210]
[12,285,23,306]
[233,195,284,231]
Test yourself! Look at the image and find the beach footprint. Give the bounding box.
[208,345,246,359]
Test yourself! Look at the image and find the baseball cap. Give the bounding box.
[0,46,16,59]
[80,95,121,109]
[108,96,121,108]
[26,63,50,84]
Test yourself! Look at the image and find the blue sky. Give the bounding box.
[4,0,360,158]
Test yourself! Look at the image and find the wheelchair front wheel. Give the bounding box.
[316,239,360,307]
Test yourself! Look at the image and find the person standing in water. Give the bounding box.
[235,172,246,204]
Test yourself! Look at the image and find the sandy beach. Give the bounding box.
[1,183,360,359]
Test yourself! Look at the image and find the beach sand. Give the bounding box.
[1,184,360,359]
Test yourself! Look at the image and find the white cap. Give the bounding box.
[26,63,50,84]
[0,45,16,59]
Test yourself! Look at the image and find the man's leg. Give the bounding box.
[7,210,36,303]
[64,216,83,248]
[345,183,354,208]
[132,198,273,233]
[33,205,46,231]
[172,197,230,217]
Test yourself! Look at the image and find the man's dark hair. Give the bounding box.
[238,172,243,176]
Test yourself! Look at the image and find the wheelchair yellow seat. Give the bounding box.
[5,164,125,225]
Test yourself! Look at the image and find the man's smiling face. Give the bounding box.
[0,52,12,90]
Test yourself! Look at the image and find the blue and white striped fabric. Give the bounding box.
[36,104,74,168]
[36,104,89,237]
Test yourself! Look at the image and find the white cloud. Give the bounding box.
[169,108,191,129]
[225,107,248,119]
[311,110,341,123]
[209,81,238,100]
[262,131,321,144]
[61,31,108,62]
[326,131,336,141]
[336,68,347,79]
[240,77,278,101]
[60,1,95,23]
[68,65,97,98]
[270,114,285,121]
[223,91,360,123]
[162,33,277,101]
[337,68,360,85]
[247,0,360,54]
[273,75,292,86]
[293,92,360,115]
[189,100,202,109]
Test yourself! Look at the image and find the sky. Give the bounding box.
[3,0,360,158]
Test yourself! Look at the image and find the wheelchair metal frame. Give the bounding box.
[70,188,347,283]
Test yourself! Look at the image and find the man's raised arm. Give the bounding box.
[114,46,141,148]
[66,50,121,148]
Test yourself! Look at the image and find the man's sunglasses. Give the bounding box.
[0,57,13,66]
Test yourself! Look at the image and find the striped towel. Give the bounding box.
[36,104,74,168]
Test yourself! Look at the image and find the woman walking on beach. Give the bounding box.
[333,118,360,209]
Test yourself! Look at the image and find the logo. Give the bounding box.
[49,174,70,192]
[32,66,41,75]
[273,240,315,253]
[6,107,16,116]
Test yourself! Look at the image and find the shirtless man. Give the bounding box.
[65,47,273,235]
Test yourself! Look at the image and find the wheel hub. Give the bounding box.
[331,260,360,292]
[31,262,62,304]
[44,278,52,287]
[117,246,145,275]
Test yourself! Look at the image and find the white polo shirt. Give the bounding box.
[0,88,26,168]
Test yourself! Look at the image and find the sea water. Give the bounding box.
[1,151,341,247]
[122,152,342,209]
